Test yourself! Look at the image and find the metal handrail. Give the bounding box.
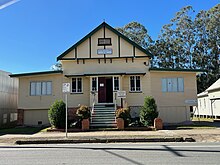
[91,91,96,122]
[114,92,117,122]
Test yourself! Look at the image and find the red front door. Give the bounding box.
[98,77,106,103]
[98,77,113,103]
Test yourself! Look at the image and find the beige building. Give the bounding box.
[10,22,200,127]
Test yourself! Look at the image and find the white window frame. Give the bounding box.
[129,76,142,92]
[113,76,120,91]
[30,81,52,96]
[161,77,184,93]
[72,77,83,93]
[91,77,98,92]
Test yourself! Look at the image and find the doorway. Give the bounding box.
[98,77,113,103]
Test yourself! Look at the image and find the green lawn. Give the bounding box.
[176,124,216,129]
[165,117,218,130]
[192,117,214,122]
[0,127,47,135]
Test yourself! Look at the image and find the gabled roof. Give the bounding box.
[197,91,208,98]
[57,22,153,61]
[206,78,220,91]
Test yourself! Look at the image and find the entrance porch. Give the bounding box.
[89,75,122,107]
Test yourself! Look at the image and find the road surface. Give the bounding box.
[0,143,220,165]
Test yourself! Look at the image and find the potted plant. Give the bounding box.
[76,105,91,131]
[115,108,131,130]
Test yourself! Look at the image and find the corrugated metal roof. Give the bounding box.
[10,70,63,77]
[65,71,146,77]
[197,91,208,98]
[206,78,220,91]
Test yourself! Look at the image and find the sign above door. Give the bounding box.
[97,48,113,55]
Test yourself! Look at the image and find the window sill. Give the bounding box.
[129,91,142,93]
[162,91,184,93]
[70,92,83,95]
[30,95,52,96]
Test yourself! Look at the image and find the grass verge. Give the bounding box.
[0,126,47,135]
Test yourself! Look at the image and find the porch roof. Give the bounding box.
[65,71,146,77]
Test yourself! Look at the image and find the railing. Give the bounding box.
[114,92,117,123]
[91,91,96,122]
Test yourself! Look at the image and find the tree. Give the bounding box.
[152,6,196,69]
[48,100,66,128]
[194,5,220,92]
[116,21,153,49]
[117,5,219,93]
[140,96,158,126]
[51,61,62,71]
[149,5,220,93]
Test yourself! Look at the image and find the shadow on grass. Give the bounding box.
[0,126,47,136]
[164,120,220,130]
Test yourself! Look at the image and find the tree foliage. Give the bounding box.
[117,4,220,93]
[76,105,91,119]
[51,61,62,71]
[140,96,158,126]
[48,100,66,128]
[116,22,153,48]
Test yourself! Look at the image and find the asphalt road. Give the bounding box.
[0,143,220,165]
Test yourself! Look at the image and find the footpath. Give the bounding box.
[0,128,220,145]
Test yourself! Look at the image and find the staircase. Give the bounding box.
[90,103,117,128]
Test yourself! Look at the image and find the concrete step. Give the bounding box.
[91,115,115,119]
[92,111,115,114]
[91,116,115,119]
[91,103,117,128]
[94,107,115,111]
[90,124,117,128]
[93,109,115,113]
[94,104,113,107]
[91,120,116,124]
[91,118,116,122]
[91,116,115,118]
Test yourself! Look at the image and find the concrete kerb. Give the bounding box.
[5,128,219,145]
[15,137,195,145]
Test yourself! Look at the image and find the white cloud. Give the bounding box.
[0,0,20,10]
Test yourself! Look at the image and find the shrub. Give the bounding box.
[76,105,90,119]
[115,108,131,127]
[48,100,66,128]
[140,96,158,126]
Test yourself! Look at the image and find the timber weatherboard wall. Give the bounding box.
[18,74,63,109]
[149,70,197,123]
[17,73,63,126]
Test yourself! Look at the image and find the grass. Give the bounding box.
[165,117,218,130]
[192,117,214,122]
[0,126,47,135]
[176,124,216,129]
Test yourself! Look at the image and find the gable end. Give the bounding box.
[57,22,153,61]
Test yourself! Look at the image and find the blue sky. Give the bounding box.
[0,0,219,73]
